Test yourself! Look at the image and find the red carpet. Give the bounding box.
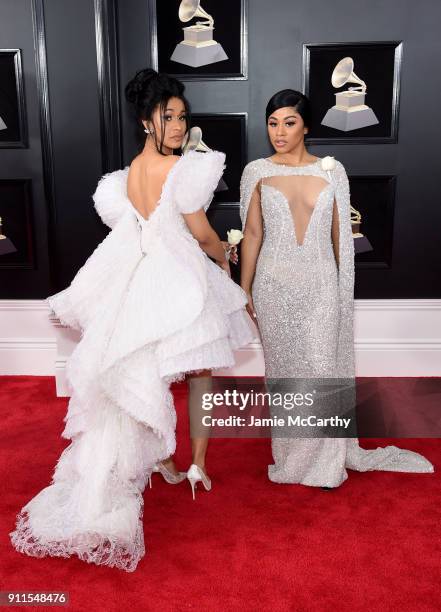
[1,377,440,611]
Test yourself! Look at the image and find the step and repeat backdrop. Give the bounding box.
[1,0,440,299]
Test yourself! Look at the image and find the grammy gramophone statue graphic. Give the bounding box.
[0,216,18,256]
[321,57,379,132]
[350,205,373,254]
[171,0,228,68]
[182,126,228,192]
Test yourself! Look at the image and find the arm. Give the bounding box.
[183,209,230,274]
[240,181,263,317]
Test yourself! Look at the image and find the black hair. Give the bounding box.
[265,89,311,131]
[125,68,191,155]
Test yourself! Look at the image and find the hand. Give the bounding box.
[245,292,258,324]
[221,241,238,265]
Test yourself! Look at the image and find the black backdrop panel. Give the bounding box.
[0,179,34,268]
[154,0,245,78]
[351,176,396,269]
[304,42,401,142]
[190,113,247,204]
[1,0,441,299]
[0,50,27,147]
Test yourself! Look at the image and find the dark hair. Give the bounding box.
[265,89,311,130]
[125,68,191,154]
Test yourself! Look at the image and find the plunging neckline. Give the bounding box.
[128,154,185,223]
[262,182,333,247]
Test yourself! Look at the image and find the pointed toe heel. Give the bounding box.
[186,464,211,500]
[188,477,197,500]
[149,462,186,487]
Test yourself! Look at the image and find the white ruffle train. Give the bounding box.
[9,150,256,572]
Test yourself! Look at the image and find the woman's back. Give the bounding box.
[127,153,179,221]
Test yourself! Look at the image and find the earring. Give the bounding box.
[144,128,150,134]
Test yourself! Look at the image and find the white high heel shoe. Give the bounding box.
[148,462,187,487]
[186,464,212,500]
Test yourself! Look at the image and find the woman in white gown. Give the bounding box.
[10,69,255,571]
[240,89,434,488]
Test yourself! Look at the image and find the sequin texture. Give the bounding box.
[240,158,434,487]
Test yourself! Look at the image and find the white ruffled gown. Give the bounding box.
[10,150,256,572]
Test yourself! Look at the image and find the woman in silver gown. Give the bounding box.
[240,89,433,488]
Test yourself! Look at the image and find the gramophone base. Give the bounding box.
[353,235,374,254]
[321,106,379,132]
[0,236,17,256]
[171,42,228,67]
[215,177,228,193]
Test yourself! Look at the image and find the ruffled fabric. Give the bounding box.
[172,150,226,214]
[158,257,255,381]
[10,150,255,571]
[93,167,130,229]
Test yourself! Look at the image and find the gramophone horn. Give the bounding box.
[182,126,211,153]
[181,128,228,193]
[350,205,362,224]
[331,57,366,92]
[179,0,214,27]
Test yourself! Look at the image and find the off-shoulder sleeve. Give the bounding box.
[172,150,226,214]
[239,161,262,230]
[93,168,130,229]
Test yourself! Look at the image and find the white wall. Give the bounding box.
[0,300,440,396]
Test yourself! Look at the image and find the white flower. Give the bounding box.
[227,229,244,246]
[321,156,336,171]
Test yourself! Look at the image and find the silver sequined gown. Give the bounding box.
[240,158,433,487]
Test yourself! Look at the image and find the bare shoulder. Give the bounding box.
[163,154,181,167]
[129,153,180,168]
[157,155,181,184]
[154,154,181,174]
[127,154,143,178]
[128,153,180,179]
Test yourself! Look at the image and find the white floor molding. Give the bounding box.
[1,299,440,396]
